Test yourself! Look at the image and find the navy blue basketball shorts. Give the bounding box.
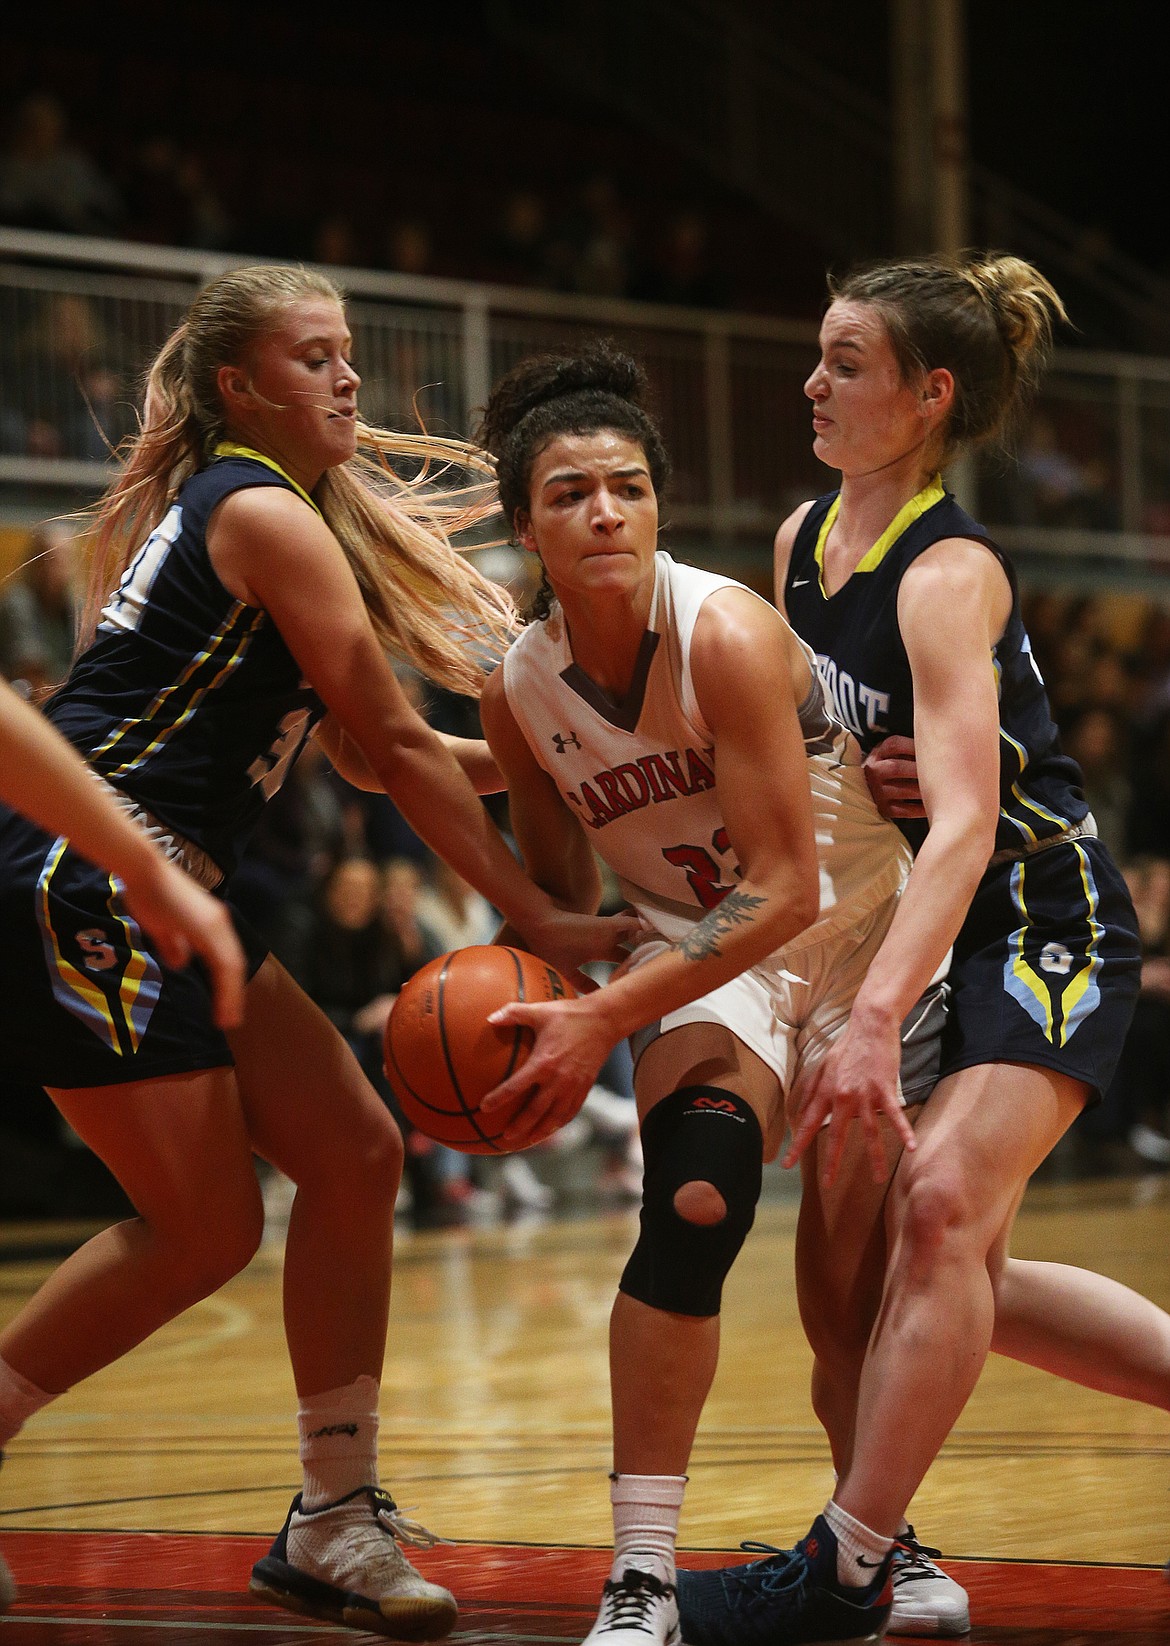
[940,837,1141,1102]
[0,805,267,1090]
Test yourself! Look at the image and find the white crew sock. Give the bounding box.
[297,1374,380,1510]
[822,1498,894,1589]
[610,1472,688,1585]
[0,1357,53,1449]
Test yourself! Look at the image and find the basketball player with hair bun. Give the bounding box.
[0,265,633,1631]
[473,340,934,1646]
[676,255,1169,1643]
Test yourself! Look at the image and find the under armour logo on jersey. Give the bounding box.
[552,731,581,753]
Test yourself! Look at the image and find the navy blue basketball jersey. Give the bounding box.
[784,479,1088,856]
[46,451,325,878]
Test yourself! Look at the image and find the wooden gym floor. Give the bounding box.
[1,1166,1168,1642]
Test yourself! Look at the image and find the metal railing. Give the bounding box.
[2,227,1170,592]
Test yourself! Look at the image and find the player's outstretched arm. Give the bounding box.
[213,488,637,979]
[0,677,245,1026]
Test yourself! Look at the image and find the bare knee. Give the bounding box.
[290,1102,404,1199]
[151,1175,266,1302]
[673,1179,726,1226]
[890,1165,979,1277]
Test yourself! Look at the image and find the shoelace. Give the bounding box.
[718,1543,808,1609]
[599,1569,676,1632]
[892,1527,944,1587]
[369,1489,451,1549]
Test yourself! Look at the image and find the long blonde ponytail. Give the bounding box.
[80,265,513,695]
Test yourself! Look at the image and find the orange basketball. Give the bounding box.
[383,945,574,1154]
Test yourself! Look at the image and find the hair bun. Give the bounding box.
[476,340,646,457]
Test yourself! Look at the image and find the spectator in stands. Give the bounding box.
[546,174,636,298]
[0,93,123,236]
[313,213,363,268]
[384,219,434,277]
[1060,703,1133,861]
[300,856,397,1069]
[1076,854,1170,1166]
[1126,701,1170,856]
[122,135,231,251]
[380,856,446,978]
[489,189,557,287]
[635,208,730,309]
[0,522,80,695]
[415,855,499,951]
[3,292,130,460]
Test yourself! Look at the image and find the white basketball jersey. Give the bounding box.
[502,553,909,955]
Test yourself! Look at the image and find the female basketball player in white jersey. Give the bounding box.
[0,265,632,1633]
[472,343,936,1646]
[675,257,1169,1644]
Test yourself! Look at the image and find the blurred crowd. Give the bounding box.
[0,90,740,309]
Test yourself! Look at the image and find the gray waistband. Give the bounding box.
[988,815,1097,868]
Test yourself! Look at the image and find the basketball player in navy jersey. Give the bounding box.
[0,265,632,1633]
[675,258,1169,1643]
[0,673,244,1616]
[470,343,954,1646]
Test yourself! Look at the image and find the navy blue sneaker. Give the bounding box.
[676,1514,893,1646]
[250,1487,457,1639]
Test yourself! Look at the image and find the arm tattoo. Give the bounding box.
[678,887,766,962]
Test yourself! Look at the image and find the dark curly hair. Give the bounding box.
[475,341,670,620]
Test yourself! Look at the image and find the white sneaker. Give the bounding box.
[888,1526,970,1637]
[500,1155,555,1210]
[1,1548,14,1613]
[250,1487,457,1638]
[582,1566,680,1646]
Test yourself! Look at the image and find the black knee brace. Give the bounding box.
[619,1085,763,1317]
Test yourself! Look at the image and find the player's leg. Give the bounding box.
[587,1014,782,1646]
[0,1066,263,1402]
[795,1122,901,1480]
[227,954,455,1640]
[836,1061,1085,1534]
[992,1247,1170,1410]
[789,949,967,1639]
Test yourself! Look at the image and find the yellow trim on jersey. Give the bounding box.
[814,474,946,595]
[92,605,264,779]
[1007,861,1055,1041]
[1059,844,1103,1048]
[106,878,152,1054]
[213,442,324,519]
[38,839,121,1056]
[999,727,1072,844]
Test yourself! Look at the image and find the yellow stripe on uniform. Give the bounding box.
[1005,859,1055,1041]
[37,838,121,1056]
[999,728,1071,845]
[213,442,324,518]
[813,474,946,596]
[1058,844,1104,1047]
[93,605,264,779]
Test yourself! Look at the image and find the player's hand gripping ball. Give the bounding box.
[383,945,575,1153]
